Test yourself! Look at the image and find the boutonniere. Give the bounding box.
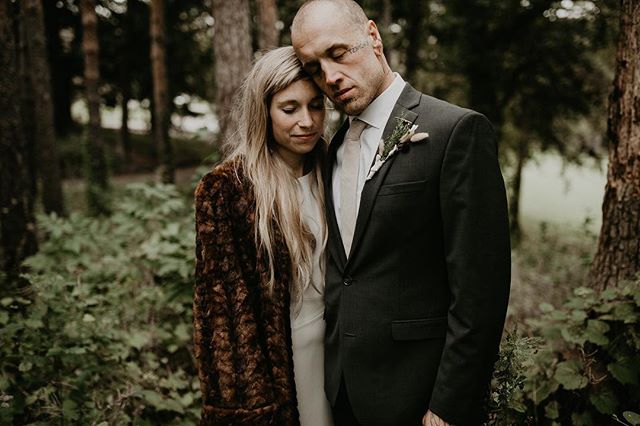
[365,117,429,181]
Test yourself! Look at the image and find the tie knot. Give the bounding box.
[345,119,366,143]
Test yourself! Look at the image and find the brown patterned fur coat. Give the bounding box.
[193,161,300,425]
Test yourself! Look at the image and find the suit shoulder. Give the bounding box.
[416,94,492,136]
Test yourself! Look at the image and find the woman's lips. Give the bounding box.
[293,133,318,141]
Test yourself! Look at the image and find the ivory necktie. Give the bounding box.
[340,119,367,256]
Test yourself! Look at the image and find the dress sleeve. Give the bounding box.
[193,171,277,425]
[429,112,511,425]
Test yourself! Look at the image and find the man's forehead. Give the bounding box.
[292,11,357,58]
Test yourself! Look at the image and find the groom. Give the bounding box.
[292,1,511,425]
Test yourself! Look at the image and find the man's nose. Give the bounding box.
[322,61,341,87]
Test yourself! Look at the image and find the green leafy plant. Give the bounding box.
[0,183,199,425]
[522,278,640,424]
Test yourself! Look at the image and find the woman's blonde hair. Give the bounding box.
[224,46,327,309]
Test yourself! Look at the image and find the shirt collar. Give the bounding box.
[350,73,405,129]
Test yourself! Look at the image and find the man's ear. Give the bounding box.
[367,20,384,55]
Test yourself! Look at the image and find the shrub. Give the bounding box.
[0,183,199,425]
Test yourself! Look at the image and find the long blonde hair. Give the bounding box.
[224,46,327,309]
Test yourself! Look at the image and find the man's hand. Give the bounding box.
[422,410,452,426]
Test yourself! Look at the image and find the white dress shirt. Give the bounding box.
[332,73,406,236]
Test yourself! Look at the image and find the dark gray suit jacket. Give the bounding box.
[324,83,511,426]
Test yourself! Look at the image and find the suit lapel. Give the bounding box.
[345,84,421,266]
[325,120,350,272]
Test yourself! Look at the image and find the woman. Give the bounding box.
[193,46,332,426]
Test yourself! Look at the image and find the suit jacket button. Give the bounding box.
[343,277,353,286]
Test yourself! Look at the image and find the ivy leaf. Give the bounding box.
[570,310,587,323]
[623,411,640,426]
[555,360,588,390]
[589,386,618,414]
[127,330,151,350]
[612,302,638,323]
[62,399,79,421]
[529,377,559,404]
[607,359,640,385]
[545,400,559,419]
[571,412,594,426]
[18,361,33,372]
[539,303,555,313]
[583,319,609,345]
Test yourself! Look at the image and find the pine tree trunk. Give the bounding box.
[43,0,73,137]
[589,0,640,290]
[17,2,38,210]
[403,2,426,84]
[80,0,109,215]
[23,0,65,216]
[508,137,528,244]
[119,8,131,167]
[120,80,131,166]
[150,0,174,183]
[0,0,38,281]
[212,0,252,145]
[256,0,279,50]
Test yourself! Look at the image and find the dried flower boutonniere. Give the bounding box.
[365,117,429,181]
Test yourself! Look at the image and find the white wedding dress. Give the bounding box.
[291,173,333,426]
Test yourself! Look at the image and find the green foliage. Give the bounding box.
[0,183,198,424]
[519,279,639,424]
[487,330,542,425]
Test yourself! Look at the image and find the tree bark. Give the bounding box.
[23,0,66,216]
[256,0,279,50]
[589,0,640,290]
[150,0,174,183]
[17,1,38,211]
[43,0,74,137]
[119,6,131,167]
[508,137,528,244]
[0,0,38,281]
[403,2,426,84]
[80,0,109,215]
[212,0,252,145]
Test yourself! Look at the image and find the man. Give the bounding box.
[291,1,511,425]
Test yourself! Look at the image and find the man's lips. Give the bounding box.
[334,87,354,102]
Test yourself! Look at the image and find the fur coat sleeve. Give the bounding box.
[193,163,300,426]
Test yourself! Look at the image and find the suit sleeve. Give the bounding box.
[429,112,511,425]
[193,173,277,425]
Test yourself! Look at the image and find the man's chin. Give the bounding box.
[335,98,365,116]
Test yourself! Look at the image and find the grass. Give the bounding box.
[507,218,598,326]
[57,127,216,179]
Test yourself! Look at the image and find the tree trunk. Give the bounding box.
[256,0,279,50]
[119,7,131,168]
[589,0,640,290]
[0,0,38,281]
[403,2,426,84]
[212,0,252,145]
[17,1,38,211]
[120,79,131,167]
[23,0,65,216]
[508,137,528,245]
[150,0,174,183]
[80,0,109,215]
[43,0,74,137]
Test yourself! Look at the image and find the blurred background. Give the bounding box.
[1,0,639,425]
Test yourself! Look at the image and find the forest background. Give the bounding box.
[0,0,639,424]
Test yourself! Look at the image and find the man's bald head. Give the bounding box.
[292,0,369,38]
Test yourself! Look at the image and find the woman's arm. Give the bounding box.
[193,170,277,425]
